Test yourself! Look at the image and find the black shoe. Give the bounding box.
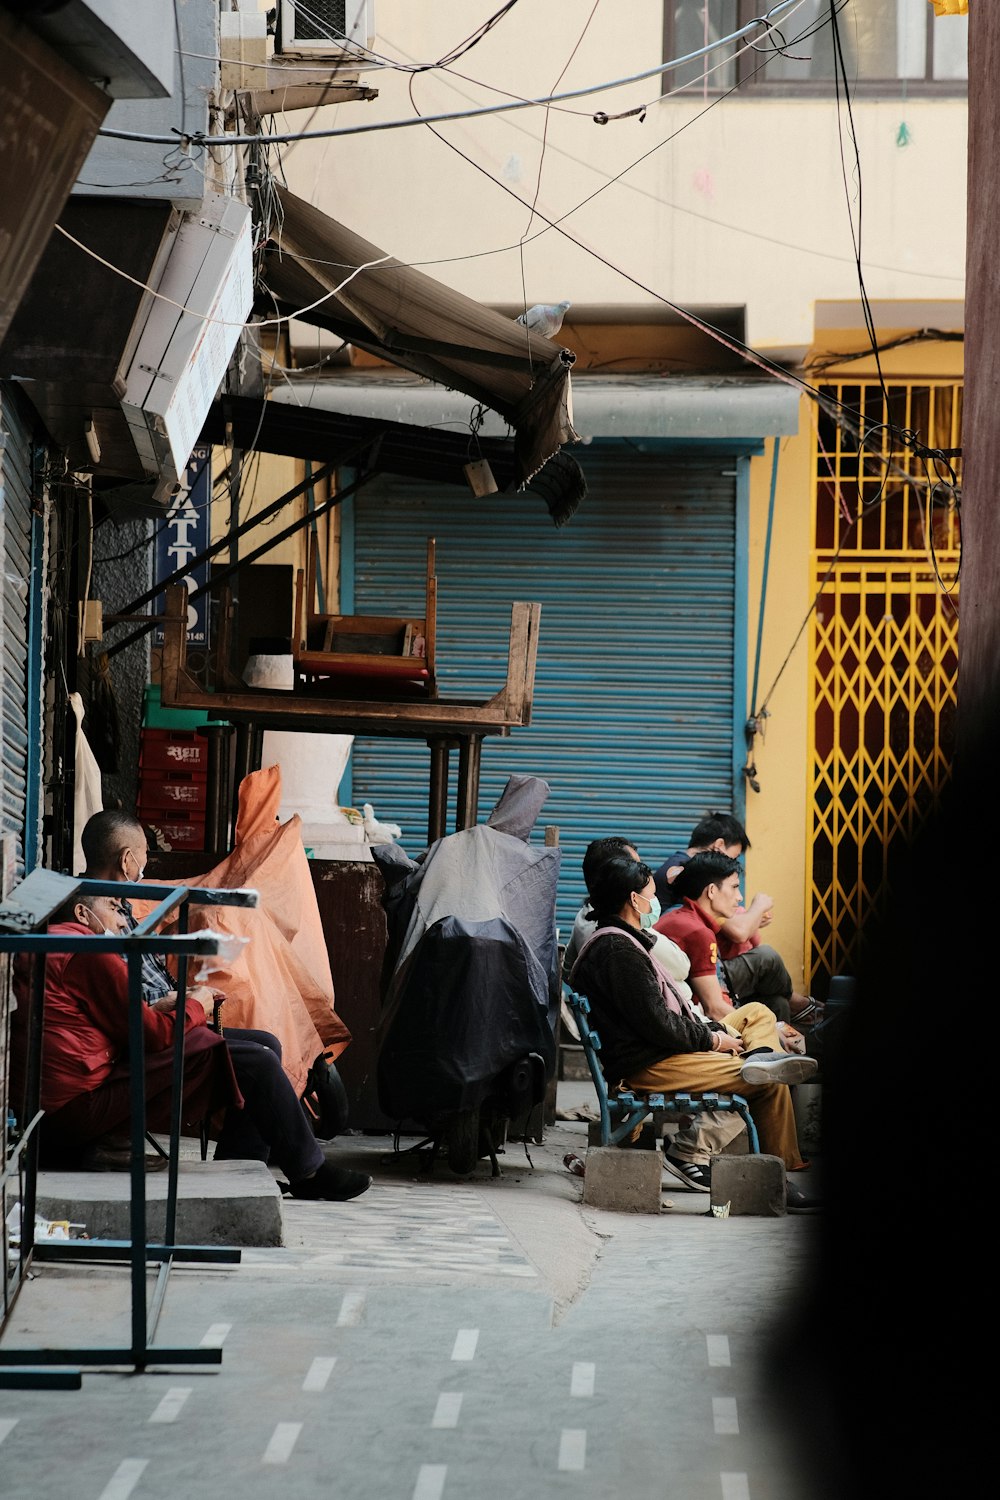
[786,1181,823,1212]
[662,1152,711,1193]
[80,1143,169,1173]
[287,1162,372,1201]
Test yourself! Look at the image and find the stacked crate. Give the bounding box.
[138,728,208,849]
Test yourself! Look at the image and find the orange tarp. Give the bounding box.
[135,765,350,1098]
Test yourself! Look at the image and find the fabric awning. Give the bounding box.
[262,186,578,487]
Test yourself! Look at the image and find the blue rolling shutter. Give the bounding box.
[349,449,740,934]
[0,388,36,876]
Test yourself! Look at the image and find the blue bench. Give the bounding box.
[564,988,760,1153]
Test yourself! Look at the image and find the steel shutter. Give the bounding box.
[0,388,36,875]
[348,449,740,934]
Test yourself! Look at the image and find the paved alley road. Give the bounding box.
[0,1126,818,1500]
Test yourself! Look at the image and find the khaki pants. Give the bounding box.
[625,1003,806,1169]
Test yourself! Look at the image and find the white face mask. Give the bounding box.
[125,849,145,882]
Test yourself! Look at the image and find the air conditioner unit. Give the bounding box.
[277,0,375,56]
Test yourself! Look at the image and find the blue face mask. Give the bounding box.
[637,893,661,930]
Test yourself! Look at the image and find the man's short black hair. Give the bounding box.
[673,850,742,902]
[80,809,143,871]
[689,812,749,852]
[582,836,639,892]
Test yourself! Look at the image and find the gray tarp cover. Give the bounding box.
[374,776,560,1122]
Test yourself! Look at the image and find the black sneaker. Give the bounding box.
[662,1152,711,1193]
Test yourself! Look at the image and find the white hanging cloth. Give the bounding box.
[69,692,103,875]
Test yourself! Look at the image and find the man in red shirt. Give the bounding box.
[656,851,804,1026]
[11,892,370,1199]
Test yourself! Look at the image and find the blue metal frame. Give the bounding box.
[0,875,259,1385]
[565,987,760,1153]
[732,455,752,826]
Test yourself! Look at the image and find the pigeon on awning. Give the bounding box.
[516,300,572,338]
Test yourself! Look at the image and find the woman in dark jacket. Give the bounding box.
[569,854,811,1169]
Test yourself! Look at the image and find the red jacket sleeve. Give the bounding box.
[58,949,210,1056]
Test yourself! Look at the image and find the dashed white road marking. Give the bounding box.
[706,1334,731,1367]
[721,1473,751,1500]
[451,1328,479,1361]
[263,1422,303,1464]
[200,1323,231,1348]
[713,1396,739,1435]
[149,1387,192,1424]
[571,1362,595,1397]
[413,1463,447,1500]
[0,1419,18,1445]
[336,1291,367,1326]
[97,1459,148,1500]
[558,1429,587,1471]
[432,1392,463,1429]
[303,1356,337,1392]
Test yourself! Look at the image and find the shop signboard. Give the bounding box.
[154,444,210,645]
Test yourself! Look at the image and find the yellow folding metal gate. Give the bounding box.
[807,382,961,989]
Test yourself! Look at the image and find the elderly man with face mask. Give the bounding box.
[36,821,371,1201]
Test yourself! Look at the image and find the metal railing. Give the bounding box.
[0,869,258,1388]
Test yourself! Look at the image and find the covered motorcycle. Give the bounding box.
[372,775,560,1172]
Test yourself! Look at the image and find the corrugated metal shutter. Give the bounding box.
[0,388,35,874]
[349,450,739,934]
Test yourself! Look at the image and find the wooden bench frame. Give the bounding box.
[293,535,437,694]
[564,988,760,1153]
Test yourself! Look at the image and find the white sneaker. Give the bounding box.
[740,1052,819,1085]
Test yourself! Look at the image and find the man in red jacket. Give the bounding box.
[13,892,369,1200]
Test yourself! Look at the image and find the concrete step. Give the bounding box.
[34,1160,284,1248]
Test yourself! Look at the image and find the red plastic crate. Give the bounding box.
[139,728,209,776]
[140,810,206,850]
[139,773,208,812]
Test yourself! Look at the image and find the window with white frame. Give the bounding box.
[662,1,968,94]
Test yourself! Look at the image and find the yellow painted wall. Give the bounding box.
[741,410,815,990]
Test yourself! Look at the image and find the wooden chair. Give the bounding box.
[293,536,437,695]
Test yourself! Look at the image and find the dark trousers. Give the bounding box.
[214,1030,324,1183]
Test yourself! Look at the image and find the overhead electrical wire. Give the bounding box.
[73,0,956,514]
[64,0,949,478]
[399,3,913,461]
[515,0,604,374]
[273,2,955,288]
[95,1,808,146]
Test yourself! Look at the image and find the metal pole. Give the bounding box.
[20,955,46,1264]
[231,725,254,835]
[201,724,232,857]
[127,953,149,1367]
[164,903,189,1251]
[428,739,449,843]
